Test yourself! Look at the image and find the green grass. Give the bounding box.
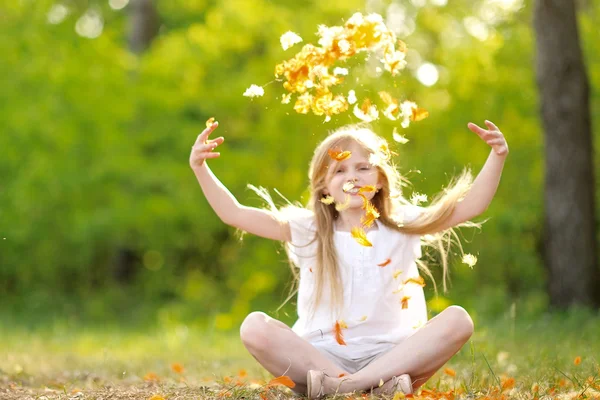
[1,308,599,399]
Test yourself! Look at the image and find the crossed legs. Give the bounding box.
[240,305,474,396]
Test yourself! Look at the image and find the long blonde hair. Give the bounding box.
[252,124,479,321]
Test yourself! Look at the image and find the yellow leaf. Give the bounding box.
[144,372,160,382]
[328,149,352,161]
[320,195,335,205]
[149,395,165,400]
[358,185,376,193]
[392,392,405,400]
[392,270,403,279]
[359,315,367,322]
[404,276,426,287]
[444,368,456,377]
[410,107,429,122]
[379,378,384,387]
[400,296,410,309]
[351,227,373,247]
[574,356,582,366]
[205,117,215,128]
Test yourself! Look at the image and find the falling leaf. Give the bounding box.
[404,276,426,287]
[358,185,376,193]
[392,128,409,144]
[501,377,515,390]
[361,202,380,228]
[462,254,478,269]
[338,320,348,329]
[377,258,391,267]
[353,98,379,122]
[320,195,335,205]
[243,84,264,98]
[359,315,367,321]
[410,192,428,205]
[393,270,403,279]
[334,321,347,345]
[333,67,349,76]
[238,369,248,378]
[205,117,215,128]
[335,195,352,211]
[342,181,356,192]
[351,227,373,247]
[328,149,352,161]
[171,363,184,374]
[280,31,303,51]
[444,368,456,377]
[574,356,582,366]
[224,376,233,383]
[410,107,429,122]
[339,373,347,377]
[309,267,313,272]
[401,295,411,309]
[281,93,292,104]
[267,375,296,388]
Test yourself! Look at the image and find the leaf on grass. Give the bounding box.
[377,258,391,267]
[351,227,373,247]
[574,356,582,366]
[171,362,184,374]
[267,375,296,388]
[444,368,456,377]
[144,372,160,382]
[334,320,347,345]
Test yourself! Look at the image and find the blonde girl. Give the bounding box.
[190,120,508,398]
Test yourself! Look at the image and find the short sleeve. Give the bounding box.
[280,207,317,268]
[395,204,426,225]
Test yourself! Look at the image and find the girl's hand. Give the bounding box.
[467,120,509,156]
[190,122,224,169]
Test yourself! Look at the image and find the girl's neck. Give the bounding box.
[335,209,377,232]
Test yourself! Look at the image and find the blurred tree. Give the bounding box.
[533,0,600,308]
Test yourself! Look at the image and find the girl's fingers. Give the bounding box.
[487,138,506,146]
[195,122,220,145]
[207,136,225,146]
[467,122,488,136]
[485,120,499,131]
[205,152,220,158]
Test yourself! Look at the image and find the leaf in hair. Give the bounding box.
[401,295,411,309]
[377,258,391,267]
[351,227,373,247]
[334,321,347,345]
[404,276,426,287]
[320,195,335,205]
[328,149,352,161]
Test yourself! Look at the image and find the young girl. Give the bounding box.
[190,121,508,398]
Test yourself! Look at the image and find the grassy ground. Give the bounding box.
[1,309,599,399]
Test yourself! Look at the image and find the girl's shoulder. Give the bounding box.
[391,203,427,225]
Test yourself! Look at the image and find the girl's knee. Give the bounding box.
[239,312,271,350]
[444,305,474,341]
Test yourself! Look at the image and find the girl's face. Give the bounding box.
[324,140,382,209]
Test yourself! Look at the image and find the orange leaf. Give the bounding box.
[501,377,515,390]
[224,376,232,383]
[377,258,391,267]
[171,362,184,374]
[267,375,296,388]
[328,149,352,161]
[351,227,373,247]
[238,369,248,378]
[309,267,313,273]
[410,107,429,122]
[149,395,166,400]
[144,372,160,382]
[334,320,347,345]
[401,296,410,309]
[404,276,426,287]
[444,368,456,377]
[574,356,582,366]
[339,373,347,378]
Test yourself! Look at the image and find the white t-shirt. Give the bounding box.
[284,205,427,359]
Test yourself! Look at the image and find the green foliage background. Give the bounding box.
[1,0,599,330]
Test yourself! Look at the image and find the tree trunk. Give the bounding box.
[533,0,599,308]
[128,0,159,54]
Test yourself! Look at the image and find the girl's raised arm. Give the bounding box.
[190,122,292,242]
[431,120,508,232]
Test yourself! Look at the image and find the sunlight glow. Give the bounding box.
[416,63,439,87]
[75,9,104,39]
[47,4,69,24]
[109,0,129,11]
